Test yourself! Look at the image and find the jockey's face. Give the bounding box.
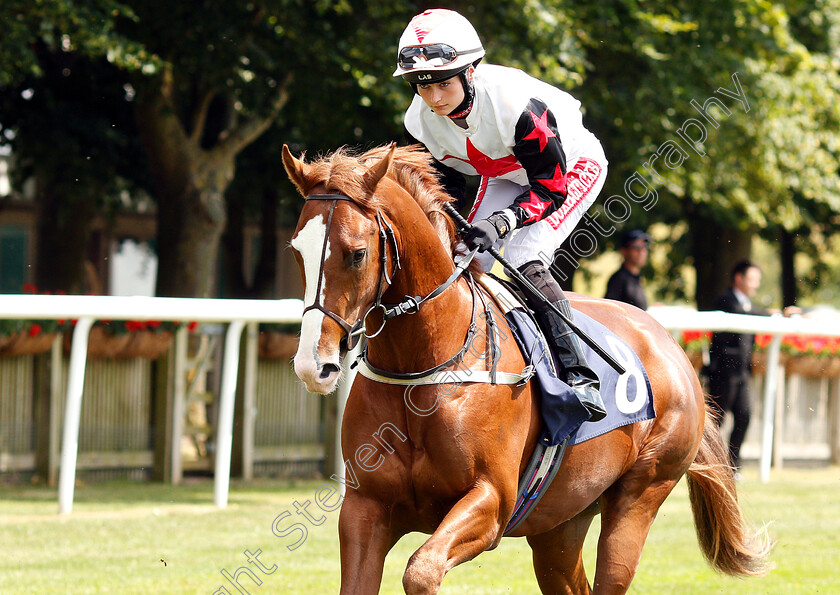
[417,75,465,116]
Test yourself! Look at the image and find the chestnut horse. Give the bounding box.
[283,143,770,594]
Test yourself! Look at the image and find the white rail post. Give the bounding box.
[58,316,95,514]
[759,333,783,483]
[171,325,189,485]
[242,321,258,481]
[214,320,246,508]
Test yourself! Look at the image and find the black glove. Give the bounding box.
[463,212,512,252]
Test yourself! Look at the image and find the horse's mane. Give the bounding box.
[300,145,459,253]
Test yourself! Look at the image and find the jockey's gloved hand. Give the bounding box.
[463,212,514,252]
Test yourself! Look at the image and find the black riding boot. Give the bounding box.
[519,261,607,422]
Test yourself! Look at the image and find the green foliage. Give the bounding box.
[0,0,154,86]
[0,319,70,338]
[1,0,839,303]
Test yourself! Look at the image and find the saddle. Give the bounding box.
[475,273,656,533]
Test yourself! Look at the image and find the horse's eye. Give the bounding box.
[351,249,366,266]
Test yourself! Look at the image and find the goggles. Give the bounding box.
[397,44,482,69]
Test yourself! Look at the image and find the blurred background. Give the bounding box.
[1,0,838,310]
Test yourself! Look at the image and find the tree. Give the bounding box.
[1,1,156,294]
[3,0,838,306]
[121,0,433,297]
[558,1,840,308]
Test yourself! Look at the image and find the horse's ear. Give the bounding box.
[282,144,309,197]
[362,143,396,194]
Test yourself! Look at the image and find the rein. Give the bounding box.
[359,272,482,382]
[302,193,476,353]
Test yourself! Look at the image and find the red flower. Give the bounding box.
[124,320,147,332]
[22,283,38,294]
[28,323,42,337]
[147,320,162,329]
[754,334,773,349]
[680,330,711,349]
[187,321,198,332]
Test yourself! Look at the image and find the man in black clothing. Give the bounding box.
[604,229,650,310]
[708,260,767,478]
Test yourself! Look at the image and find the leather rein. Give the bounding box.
[302,194,477,363]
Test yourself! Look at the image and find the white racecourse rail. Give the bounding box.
[2,295,839,513]
[1,294,303,514]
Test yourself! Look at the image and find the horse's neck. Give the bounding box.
[366,212,473,373]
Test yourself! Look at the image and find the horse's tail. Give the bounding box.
[685,406,774,576]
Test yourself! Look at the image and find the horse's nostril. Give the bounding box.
[319,364,340,379]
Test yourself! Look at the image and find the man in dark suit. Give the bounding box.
[604,229,650,310]
[708,260,768,478]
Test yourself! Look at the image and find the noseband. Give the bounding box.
[302,194,401,350]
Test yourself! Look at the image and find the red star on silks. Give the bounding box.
[536,164,567,194]
[518,191,551,224]
[443,139,520,177]
[522,109,557,152]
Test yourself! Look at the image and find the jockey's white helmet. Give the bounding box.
[392,9,485,84]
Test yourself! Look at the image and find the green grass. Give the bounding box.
[1,465,839,594]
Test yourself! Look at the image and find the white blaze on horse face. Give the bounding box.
[291,214,340,392]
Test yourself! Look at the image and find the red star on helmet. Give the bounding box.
[443,139,521,177]
[536,164,567,194]
[523,109,557,152]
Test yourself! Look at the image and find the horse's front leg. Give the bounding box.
[338,491,396,595]
[402,479,508,595]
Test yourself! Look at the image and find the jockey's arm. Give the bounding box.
[502,98,569,231]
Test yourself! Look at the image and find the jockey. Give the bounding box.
[394,8,608,422]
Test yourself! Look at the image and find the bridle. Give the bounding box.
[300,192,478,355]
[301,194,401,350]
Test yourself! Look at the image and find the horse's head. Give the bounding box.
[283,144,399,393]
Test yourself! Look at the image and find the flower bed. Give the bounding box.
[64,320,197,360]
[755,333,840,378]
[677,330,840,378]
[677,330,711,372]
[0,285,198,360]
[0,285,70,357]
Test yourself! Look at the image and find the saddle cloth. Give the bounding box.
[479,275,656,446]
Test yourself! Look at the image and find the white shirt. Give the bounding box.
[404,63,603,226]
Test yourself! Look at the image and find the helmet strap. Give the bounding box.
[446,70,475,120]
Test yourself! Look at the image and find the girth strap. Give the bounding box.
[355,360,532,386]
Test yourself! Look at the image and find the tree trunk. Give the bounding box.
[780,228,797,307]
[134,70,289,298]
[221,191,246,299]
[154,179,227,298]
[690,214,753,310]
[135,83,231,298]
[221,186,279,299]
[33,171,97,294]
[252,186,279,297]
